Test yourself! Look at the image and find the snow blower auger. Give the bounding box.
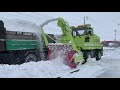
[40,18,84,68]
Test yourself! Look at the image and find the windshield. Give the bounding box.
[72,28,86,36]
[77,30,85,35]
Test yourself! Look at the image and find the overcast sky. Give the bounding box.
[0,12,120,41]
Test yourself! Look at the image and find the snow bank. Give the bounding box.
[0,56,104,78]
[0,56,68,78]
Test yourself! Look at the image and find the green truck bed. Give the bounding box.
[6,40,38,50]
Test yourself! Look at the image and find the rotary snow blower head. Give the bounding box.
[40,17,84,68]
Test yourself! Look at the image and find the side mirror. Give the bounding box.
[72,31,76,36]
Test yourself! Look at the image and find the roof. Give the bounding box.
[71,24,93,30]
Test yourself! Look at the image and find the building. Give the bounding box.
[101,41,120,47]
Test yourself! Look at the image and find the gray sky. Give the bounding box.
[0,12,120,41]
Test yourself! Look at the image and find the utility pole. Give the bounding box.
[114,29,117,41]
[84,16,88,25]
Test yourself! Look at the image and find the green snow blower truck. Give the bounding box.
[41,17,103,68]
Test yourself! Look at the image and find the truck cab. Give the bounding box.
[71,24,102,50]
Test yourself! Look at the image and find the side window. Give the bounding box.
[72,31,76,36]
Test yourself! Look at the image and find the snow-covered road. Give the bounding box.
[96,47,120,78]
[0,47,120,78]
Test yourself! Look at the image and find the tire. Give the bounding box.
[82,52,88,64]
[96,50,101,61]
[90,50,94,58]
[82,57,87,64]
[24,53,37,63]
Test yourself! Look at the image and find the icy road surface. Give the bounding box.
[0,47,119,78]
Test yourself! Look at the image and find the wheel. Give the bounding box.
[82,57,87,64]
[82,52,89,64]
[96,50,101,61]
[90,50,94,58]
[25,53,37,62]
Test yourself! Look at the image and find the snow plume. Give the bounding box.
[3,19,40,33]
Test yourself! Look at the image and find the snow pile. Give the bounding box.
[0,56,104,78]
[0,57,68,78]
